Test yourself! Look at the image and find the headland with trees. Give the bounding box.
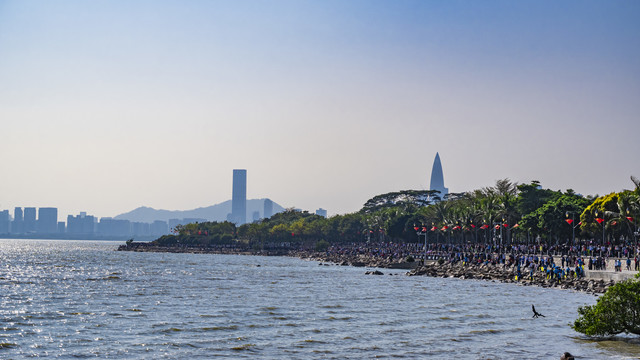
[122,176,640,258]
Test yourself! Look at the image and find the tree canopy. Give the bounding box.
[145,176,640,249]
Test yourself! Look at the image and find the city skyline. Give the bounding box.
[0,197,285,238]
[1,1,639,219]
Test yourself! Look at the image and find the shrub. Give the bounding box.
[572,278,640,337]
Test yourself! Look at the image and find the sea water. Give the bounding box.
[1,239,639,359]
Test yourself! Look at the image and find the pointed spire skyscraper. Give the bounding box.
[429,153,448,200]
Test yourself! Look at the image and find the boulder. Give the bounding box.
[365,270,384,275]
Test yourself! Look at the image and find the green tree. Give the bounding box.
[572,278,640,337]
[360,190,436,214]
[516,180,556,217]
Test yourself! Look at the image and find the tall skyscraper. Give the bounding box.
[315,208,328,218]
[429,152,448,200]
[231,169,247,224]
[263,199,273,219]
[24,207,37,233]
[38,207,58,234]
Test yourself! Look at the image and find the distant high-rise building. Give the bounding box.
[150,220,169,236]
[315,208,328,218]
[132,222,150,236]
[252,211,260,222]
[12,207,24,234]
[230,169,247,224]
[67,213,96,235]
[0,210,10,234]
[24,207,37,233]
[263,199,273,219]
[429,152,448,200]
[38,207,58,234]
[98,218,131,237]
[57,222,66,234]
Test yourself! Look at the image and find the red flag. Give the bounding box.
[611,221,617,226]
[431,226,438,231]
[494,225,500,230]
[565,219,574,225]
[480,224,489,229]
[512,224,519,228]
[578,221,582,225]
[291,232,295,236]
[627,217,634,222]
[441,226,449,230]
[453,225,461,230]
[422,227,427,232]
[470,224,476,228]
[414,226,419,231]
[503,223,508,228]
[595,218,604,224]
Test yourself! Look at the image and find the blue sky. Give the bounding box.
[1,1,639,219]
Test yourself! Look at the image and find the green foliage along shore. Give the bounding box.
[146,177,640,251]
[572,276,640,337]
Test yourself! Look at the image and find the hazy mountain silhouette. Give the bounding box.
[113,198,285,223]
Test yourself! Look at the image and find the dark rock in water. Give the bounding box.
[351,262,366,267]
[560,352,574,360]
[365,270,384,275]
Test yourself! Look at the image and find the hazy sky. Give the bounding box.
[1,0,639,220]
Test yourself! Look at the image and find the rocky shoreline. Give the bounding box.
[294,250,614,294]
[406,262,612,294]
[119,244,616,294]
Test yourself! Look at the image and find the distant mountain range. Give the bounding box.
[113,198,285,223]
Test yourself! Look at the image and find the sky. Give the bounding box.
[1,0,639,220]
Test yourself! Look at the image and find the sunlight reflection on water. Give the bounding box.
[1,239,639,359]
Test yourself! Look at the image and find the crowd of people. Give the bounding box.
[323,240,640,276]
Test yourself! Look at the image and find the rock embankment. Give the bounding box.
[290,251,418,269]
[408,262,613,294]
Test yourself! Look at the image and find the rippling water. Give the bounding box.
[1,239,639,359]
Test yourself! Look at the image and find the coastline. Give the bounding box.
[118,243,632,295]
[293,250,617,295]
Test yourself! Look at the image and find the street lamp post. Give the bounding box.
[627,209,638,260]
[414,224,428,264]
[470,220,478,244]
[595,211,605,257]
[565,211,579,255]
